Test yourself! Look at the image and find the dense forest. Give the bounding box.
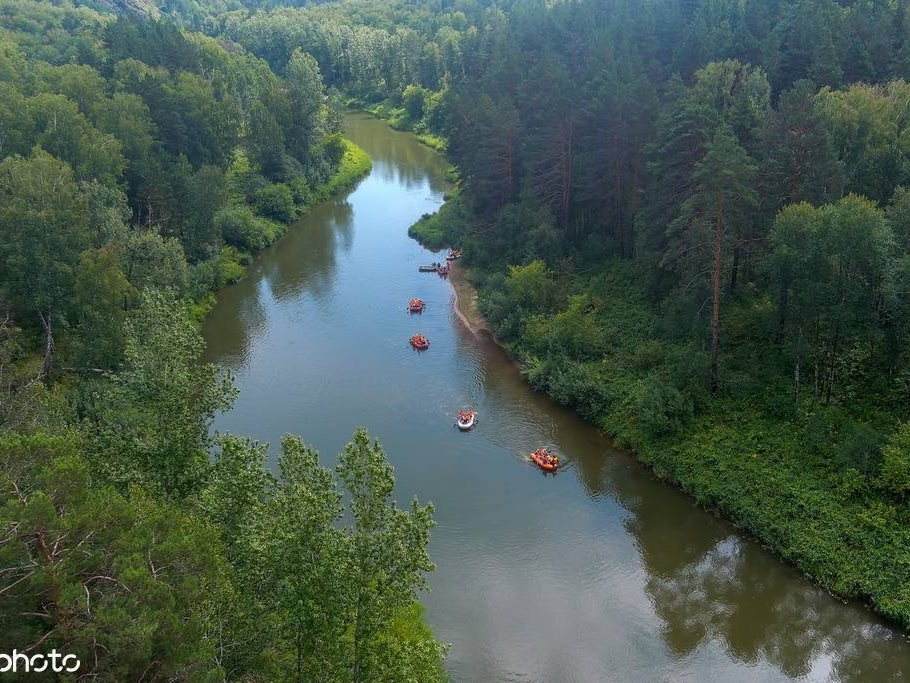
[0,1,444,680]
[6,0,910,678]
[188,0,910,628]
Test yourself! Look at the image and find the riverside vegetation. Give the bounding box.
[6,0,910,678]
[0,1,443,680]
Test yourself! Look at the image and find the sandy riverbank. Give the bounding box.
[447,261,490,336]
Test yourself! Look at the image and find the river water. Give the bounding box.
[202,112,910,682]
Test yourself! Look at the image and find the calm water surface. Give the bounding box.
[202,112,910,682]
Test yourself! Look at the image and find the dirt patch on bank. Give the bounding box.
[448,261,490,336]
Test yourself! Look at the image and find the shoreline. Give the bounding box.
[447,261,489,336]
[195,138,371,320]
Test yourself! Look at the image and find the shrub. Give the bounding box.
[631,339,665,370]
[324,133,346,168]
[546,361,610,420]
[505,260,556,313]
[635,376,694,437]
[550,295,604,360]
[402,84,427,121]
[881,422,910,497]
[289,176,312,206]
[253,183,296,223]
[187,246,246,297]
[216,206,277,252]
[836,421,883,477]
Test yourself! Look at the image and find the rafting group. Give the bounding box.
[418,261,450,276]
[409,250,560,473]
[454,408,560,472]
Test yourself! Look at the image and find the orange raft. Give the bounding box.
[437,263,450,277]
[410,333,430,350]
[408,298,425,313]
[530,448,559,472]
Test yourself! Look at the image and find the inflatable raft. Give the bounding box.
[530,448,559,472]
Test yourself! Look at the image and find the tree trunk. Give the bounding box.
[729,244,740,293]
[710,213,723,395]
[38,310,54,381]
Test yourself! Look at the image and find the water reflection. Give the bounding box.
[619,460,910,680]
[267,198,353,305]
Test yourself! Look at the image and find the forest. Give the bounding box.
[5,0,910,679]
[0,1,443,680]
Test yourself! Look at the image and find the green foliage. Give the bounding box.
[84,290,236,495]
[0,433,227,681]
[193,429,445,681]
[216,205,281,252]
[402,83,427,121]
[253,182,297,223]
[71,245,135,371]
[408,191,468,249]
[0,5,449,680]
[881,423,910,498]
[0,150,91,322]
[337,429,439,682]
[634,376,694,436]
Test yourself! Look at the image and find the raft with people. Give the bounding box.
[437,263,450,277]
[530,448,559,472]
[446,249,462,261]
[419,263,440,272]
[456,409,476,431]
[408,298,424,313]
[410,333,430,350]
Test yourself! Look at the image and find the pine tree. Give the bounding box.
[672,127,758,393]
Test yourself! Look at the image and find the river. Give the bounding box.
[202,112,910,682]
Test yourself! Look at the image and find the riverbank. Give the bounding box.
[341,96,447,151]
[410,196,910,632]
[192,139,371,318]
[448,261,488,335]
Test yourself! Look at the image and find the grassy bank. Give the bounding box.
[309,137,373,201]
[412,194,910,630]
[344,96,447,151]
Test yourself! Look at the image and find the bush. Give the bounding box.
[187,246,247,297]
[505,260,556,313]
[216,206,278,252]
[550,295,605,360]
[635,376,694,437]
[546,360,610,420]
[881,422,910,497]
[253,183,296,223]
[324,133,346,168]
[836,421,883,477]
[631,339,665,370]
[289,176,312,206]
[402,84,427,121]
[408,192,468,249]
